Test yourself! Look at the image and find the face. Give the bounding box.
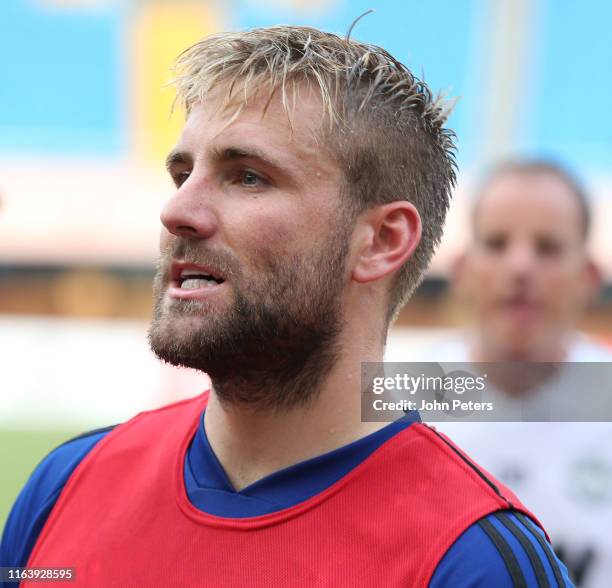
[457,172,593,359]
[148,85,352,407]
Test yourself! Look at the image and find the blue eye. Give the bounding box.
[241,171,261,186]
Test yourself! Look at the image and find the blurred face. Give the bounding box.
[148,85,352,407]
[458,172,593,360]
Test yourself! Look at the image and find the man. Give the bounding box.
[432,160,612,587]
[443,160,606,364]
[1,28,572,587]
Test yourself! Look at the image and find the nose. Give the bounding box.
[160,178,218,239]
[505,242,536,277]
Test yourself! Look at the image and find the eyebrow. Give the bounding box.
[211,145,288,174]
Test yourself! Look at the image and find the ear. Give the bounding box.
[351,201,421,284]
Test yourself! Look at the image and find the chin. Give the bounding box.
[502,337,544,361]
[493,325,541,360]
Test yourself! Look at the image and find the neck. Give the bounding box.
[203,327,387,491]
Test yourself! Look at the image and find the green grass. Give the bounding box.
[0,429,79,534]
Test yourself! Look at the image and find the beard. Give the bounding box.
[148,224,350,411]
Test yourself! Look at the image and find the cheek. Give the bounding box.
[239,208,315,259]
[228,216,293,278]
[261,218,295,248]
[540,265,583,313]
[263,220,296,251]
[464,259,499,305]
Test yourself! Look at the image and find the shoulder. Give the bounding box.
[430,510,574,587]
[0,426,115,568]
[26,425,116,487]
[20,425,117,498]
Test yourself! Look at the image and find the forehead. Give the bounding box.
[474,172,584,238]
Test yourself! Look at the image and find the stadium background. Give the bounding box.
[1,0,611,528]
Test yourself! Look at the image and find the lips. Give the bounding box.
[171,262,225,285]
[167,261,226,300]
[500,296,541,321]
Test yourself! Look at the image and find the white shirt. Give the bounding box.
[401,333,612,588]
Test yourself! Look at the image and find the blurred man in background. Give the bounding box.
[435,160,612,587]
[446,160,607,363]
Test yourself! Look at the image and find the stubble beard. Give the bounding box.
[148,230,350,411]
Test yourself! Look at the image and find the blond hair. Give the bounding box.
[173,25,457,325]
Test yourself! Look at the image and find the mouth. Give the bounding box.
[167,262,226,300]
[499,295,540,320]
